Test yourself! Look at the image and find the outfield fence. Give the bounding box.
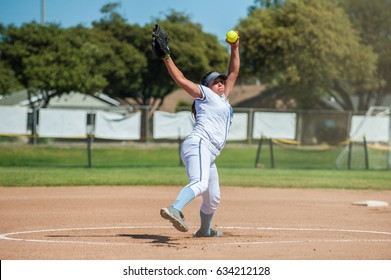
[1,105,390,170]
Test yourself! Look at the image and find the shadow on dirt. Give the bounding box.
[46,233,179,246]
[117,233,179,245]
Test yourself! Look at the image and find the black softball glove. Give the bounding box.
[152,24,170,59]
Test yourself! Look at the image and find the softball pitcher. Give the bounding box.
[153,25,240,237]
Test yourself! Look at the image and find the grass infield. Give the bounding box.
[0,144,390,190]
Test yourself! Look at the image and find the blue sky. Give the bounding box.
[0,0,256,41]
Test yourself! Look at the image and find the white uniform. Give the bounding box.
[180,85,233,214]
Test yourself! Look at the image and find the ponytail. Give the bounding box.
[191,101,196,119]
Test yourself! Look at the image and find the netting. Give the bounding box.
[336,106,391,170]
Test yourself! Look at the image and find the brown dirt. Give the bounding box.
[0,186,390,260]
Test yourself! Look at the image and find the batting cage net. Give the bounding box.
[335,106,391,170]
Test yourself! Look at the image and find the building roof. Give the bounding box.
[0,89,120,108]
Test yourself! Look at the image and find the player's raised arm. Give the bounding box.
[152,24,201,99]
[224,31,240,98]
[163,57,202,99]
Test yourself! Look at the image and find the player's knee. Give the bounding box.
[201,194,220,214]
[188,180,209,196]
[210,193,220,210]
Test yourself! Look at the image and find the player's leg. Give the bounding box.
[194,163,223,237]
[184,139,214,197]
[161,136,212,232]
[172,136,212,211]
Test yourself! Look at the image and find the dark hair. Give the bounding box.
[191,101,196,119]
[193,71,214,119]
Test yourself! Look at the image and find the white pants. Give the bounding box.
[181,135,220,215]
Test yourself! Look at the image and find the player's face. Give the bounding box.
[208,78,225,95]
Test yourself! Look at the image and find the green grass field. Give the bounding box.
[0,143,390,190]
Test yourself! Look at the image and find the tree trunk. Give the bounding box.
[333,81,354,111]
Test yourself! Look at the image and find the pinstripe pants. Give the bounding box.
[181,134,220,215]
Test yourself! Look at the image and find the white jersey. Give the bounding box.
[190,85,233,152]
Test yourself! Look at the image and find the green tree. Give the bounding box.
[23,26,109,107]
[86,27,147,102]
[1,6,228,110]
[93,5,228,139]
[340,0,391,107]
[238,0,380,111]
[0,24,21,94]
[249,0,285,10]
[1,23,61,107]
[0,61,21,94]
[0,23,109,107]
[93,6,228,108]
[138,12,229,108]
[91,3,147,104]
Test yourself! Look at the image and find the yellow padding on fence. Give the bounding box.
[272,139,300,145]
[0,133,34,138]
[338,139,351,145]
[367,144,391,151]
[339,138,391,151]
[271,138,345,151]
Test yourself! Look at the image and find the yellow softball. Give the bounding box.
[226,30,238,43]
